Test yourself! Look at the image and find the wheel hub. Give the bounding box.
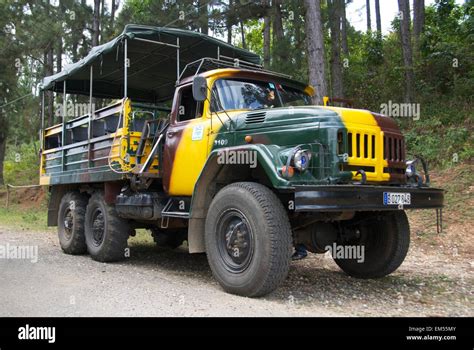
[91,209,105,246]
[217,210,254,272]
[63,209,74,239]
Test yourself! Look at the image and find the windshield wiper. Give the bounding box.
[211,89,235,131]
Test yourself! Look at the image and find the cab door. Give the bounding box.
[162,84,209,196]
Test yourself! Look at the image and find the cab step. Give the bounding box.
[160,198,190,228]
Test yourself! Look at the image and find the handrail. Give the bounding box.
[179,57,293,82]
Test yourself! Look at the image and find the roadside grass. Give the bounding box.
[0,205,51,232]
[0,185,50,232]
[407,163,473,253]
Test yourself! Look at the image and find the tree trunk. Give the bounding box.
[304,0,327,104]
[79,0,88,57]
[366,0,371,32]
[40,0,54,127]
[56,40,62,74]
[273,0,284,41]
[198,0,209,35]
[329,0,343,99]
[227,27,232,44]
[240,20,246,49]
[57,0,64,72]
[227,0,233,44]
[375,0,382,38]
[56,38,63,121]
[263,0,271,68]
[56,0,66,113]
[0,133,6,185]
[341,0,349,55]
[289,1,304,70]
[413,0,425,51]
[273,0,287,67]
[101,0,105,43]
[111,0,116,32]
[398,0,414,103]
[92,0,100,47]
[46,46,54,126]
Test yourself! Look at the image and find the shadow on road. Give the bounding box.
[117,239,463,315]
[127,242,214,280]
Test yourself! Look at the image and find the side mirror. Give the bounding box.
[192,76,207,102]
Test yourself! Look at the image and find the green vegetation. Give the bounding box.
[435,164,474,216]
[0,204,50,232]
[3,142,40,186]
[0,0,472,187]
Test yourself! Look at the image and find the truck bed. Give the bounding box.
[40,99,169,186]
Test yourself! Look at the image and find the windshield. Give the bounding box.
[211,79,311,112]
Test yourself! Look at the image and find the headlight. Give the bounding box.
[406,160,416,177]
[293,149,311,172]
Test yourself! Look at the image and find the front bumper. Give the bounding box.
[294,185,444,212]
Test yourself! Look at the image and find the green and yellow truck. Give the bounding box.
[39,25,444,297]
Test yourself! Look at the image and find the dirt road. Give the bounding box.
[0,225,471,317]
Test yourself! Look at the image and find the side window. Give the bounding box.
[177,85,203,122]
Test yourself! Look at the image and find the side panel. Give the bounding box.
[40,99,164,186]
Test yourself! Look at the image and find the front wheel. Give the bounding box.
[333,211,410,278]
[205,182,292,297]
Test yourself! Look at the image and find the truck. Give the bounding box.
[39,25,444,297]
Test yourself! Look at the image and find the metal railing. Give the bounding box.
[178,56,293,82]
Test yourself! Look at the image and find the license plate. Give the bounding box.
[383,192,411,205]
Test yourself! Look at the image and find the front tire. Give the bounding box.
[84,192,130,262]
[57,191,88,254]
[205,182,292,297]
[333,211,410,278]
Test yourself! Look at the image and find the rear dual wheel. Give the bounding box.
[57,192,88,254]
[84,192,130,262]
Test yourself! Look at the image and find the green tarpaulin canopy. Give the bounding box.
[40,24,261,103]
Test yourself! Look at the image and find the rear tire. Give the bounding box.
[333,211,410,278]
[205,182,292,297]
[57,191,88,255]
[85,192,130,262]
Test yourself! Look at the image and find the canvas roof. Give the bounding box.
[40,24,261,103]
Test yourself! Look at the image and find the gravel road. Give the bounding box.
[0,225,471,317]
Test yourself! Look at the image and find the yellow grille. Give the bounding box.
[344,129,388,182]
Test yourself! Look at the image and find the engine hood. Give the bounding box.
[233,106,339,130]
[232,106,401,133]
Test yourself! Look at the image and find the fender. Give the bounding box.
[187,144,291,253]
